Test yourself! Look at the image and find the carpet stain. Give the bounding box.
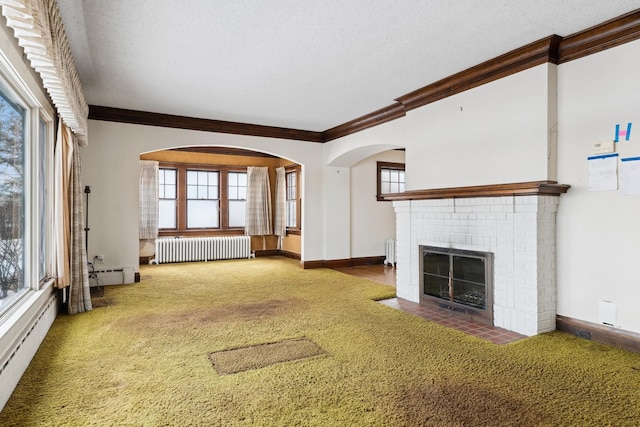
[394,380,549,426]
[122,298,309,329]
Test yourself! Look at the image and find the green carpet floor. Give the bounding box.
[1,257,639,426]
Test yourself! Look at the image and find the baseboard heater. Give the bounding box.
[90,268,135,286]
[151,236,253,264]
[0,291,58,411]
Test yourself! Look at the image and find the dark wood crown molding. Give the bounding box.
[395,36,562,113]
[323,102,406,142]
[557,9,640,63]
[88,10,640,144]
[380,181,570,201]
[88,105,324,143]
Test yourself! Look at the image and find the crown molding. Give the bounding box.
[395,35,562,113]
[322,102,406,142]
[88,105,324,143]
[557,9,640,63]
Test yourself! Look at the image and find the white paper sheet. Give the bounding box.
[587,153,618,191]
[620,156,640,196]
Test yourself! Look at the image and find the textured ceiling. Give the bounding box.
[56,0,640,132]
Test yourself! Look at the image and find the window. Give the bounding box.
[0,71,51,319]
[187,170,219,228]
[157,163,247,235]
[158,168,177,228]
[377,161,405,201]
[227,171,247,228]
[286,170,297,228]
[0,82,25,311]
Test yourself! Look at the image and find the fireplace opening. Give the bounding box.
[420,246,493,324]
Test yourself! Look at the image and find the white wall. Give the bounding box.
[557,39,640,333]
[350,150,405,258]
[81,120,326,270]
[323,166,350,260]
[403,64,556,189]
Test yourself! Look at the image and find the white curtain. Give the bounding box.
[53,121,72,290]
[139,160,159,240]
[245,167,272,237]
[53,120,91,314]
[274,167,286,249]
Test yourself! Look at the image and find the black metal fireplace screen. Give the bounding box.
[420,246,493,320]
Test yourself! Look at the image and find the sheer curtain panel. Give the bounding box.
[53,120,91,313]
[139,160,159,240]
[245,167,272,238]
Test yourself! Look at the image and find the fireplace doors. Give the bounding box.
[420,246,493,322]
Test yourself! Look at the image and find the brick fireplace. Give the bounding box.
[387,181,569,337]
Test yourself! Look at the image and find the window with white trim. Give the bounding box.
[0,68,52,319]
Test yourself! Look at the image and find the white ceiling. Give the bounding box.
[56,0,640,132]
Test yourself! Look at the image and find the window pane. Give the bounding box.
[164,169,176,184]
[380,166,404,195]
[160,169,177,199]
[187,200,218,228]
[286,172,296,200]
[197,185,208,199]
[187,185,197,199]
[286,200,296,227]
[229,200,246,227]
[158,200,176,228]
[208,186,218,200]
[0,86,25,309]
[228,172,246,202]
[228,172,237,186]
[228,187,237,199]
[188,170,217,201]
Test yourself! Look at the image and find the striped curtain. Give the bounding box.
[139,160,159,240]
[274,167,286,248]
[53,120,91,314]
[245,167,272,236]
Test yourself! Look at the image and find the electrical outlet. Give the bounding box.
[96,255,104,264]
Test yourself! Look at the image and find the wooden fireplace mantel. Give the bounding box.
[380,180,570,201]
